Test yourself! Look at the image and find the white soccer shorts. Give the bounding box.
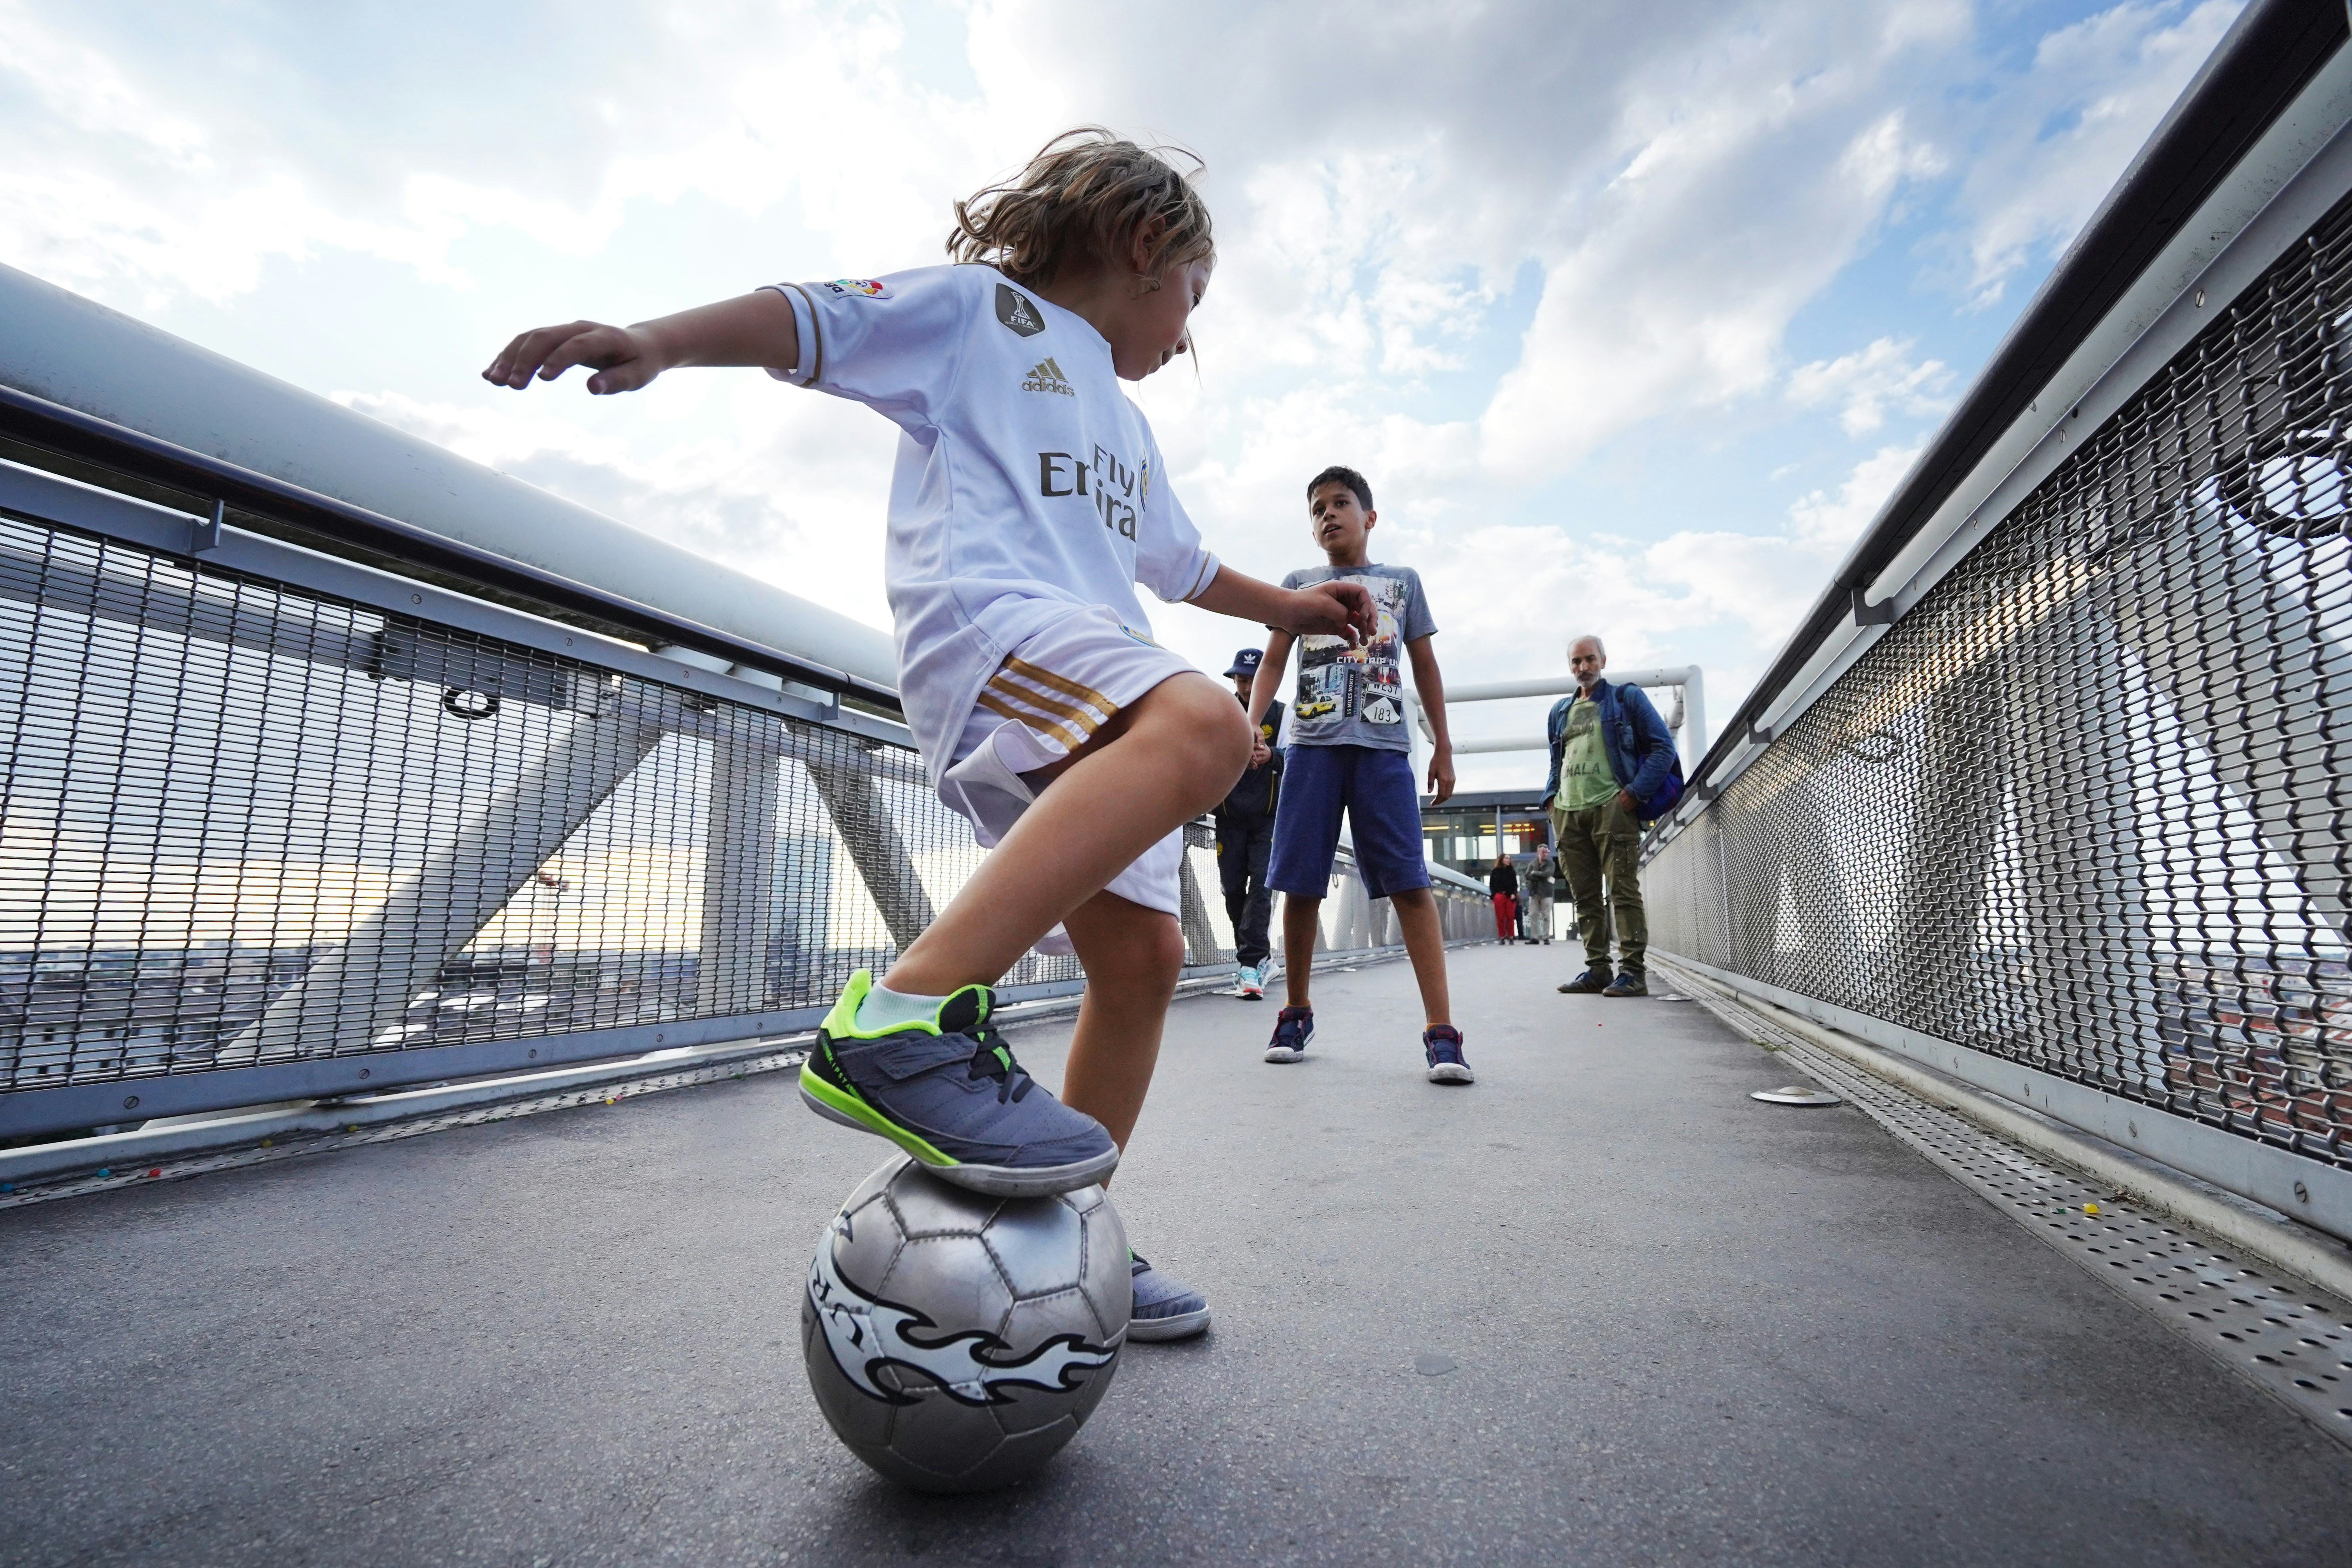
[928,604,1200,951]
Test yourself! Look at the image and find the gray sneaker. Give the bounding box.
[799,970,1118,1197]
[1129,1252,1210,1341]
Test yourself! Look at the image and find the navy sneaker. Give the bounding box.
[1424,1025,1474,1084]
[1557,967,1613,994]
[1264,1005,1315,1063]
[799,970,1118,1197]
[1129,1252,1210,1341]
[1602,971,1649,998]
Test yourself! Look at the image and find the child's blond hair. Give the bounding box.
[949,127,1213,290]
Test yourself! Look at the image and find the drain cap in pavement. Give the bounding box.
[1751,1085,1842,1106]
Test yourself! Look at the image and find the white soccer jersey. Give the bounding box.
[764,265,1220,784]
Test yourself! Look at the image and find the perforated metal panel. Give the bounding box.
[1651,187,2352,1171]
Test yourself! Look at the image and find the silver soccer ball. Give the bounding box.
[801,1156,1131,1493]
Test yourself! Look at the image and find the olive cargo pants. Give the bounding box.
[1552,797,1646,975]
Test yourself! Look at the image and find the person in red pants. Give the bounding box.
[1487,852,1520,941]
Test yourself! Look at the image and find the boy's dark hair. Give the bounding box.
[1306,465,1373,512]
[949,128,1213,289]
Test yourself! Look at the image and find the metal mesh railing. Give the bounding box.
[0,479,1491,1135]
[0,510,1101,1100]
[1649,185,2352,1169]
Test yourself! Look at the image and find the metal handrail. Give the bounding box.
[1681,0,2347,804]
[0,383,903,713]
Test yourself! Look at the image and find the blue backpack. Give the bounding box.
[1636,756,1685,822]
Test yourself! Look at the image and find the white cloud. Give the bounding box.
[1788,337,1955,434]
[0,0,1012,309]
[331,385,902,634]
[1948,0,2243,307]
[1787,439,1925,549]
[1636,443,1922,659]
[0,0,2254,772]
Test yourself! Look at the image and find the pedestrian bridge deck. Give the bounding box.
[5,945,2348,1567]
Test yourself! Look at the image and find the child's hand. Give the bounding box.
[1426,745,1456,806]
[1284,581,1377,644]
[484,321,665,395]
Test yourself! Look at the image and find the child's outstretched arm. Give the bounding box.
[1189,568,1374,646]
[483,291,800,395]
[1406,634,1456,805]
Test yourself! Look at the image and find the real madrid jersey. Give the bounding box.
[763,265,1221,781]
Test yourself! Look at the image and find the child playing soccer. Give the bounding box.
[483,131,1375,1340]
[1247,467,1469,1082]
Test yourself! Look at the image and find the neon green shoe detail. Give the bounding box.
[797,1060,958,1168]
[815,969,997,1041]
[798,970,1114,1197]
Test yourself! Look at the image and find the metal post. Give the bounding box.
[222,711,671,1062]
[806,760,936,953]
[1682,667,1708,771]
[696,737,781,1016]
[1176,820,1222,965]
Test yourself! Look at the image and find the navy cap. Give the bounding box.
[1224,648,1264,678]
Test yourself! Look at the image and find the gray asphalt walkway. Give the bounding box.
[5,946,2350,1567]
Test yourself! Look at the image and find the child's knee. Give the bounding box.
[1187,679,1253,766]
[1155,675,1252,786]
[1143,913,1186,979]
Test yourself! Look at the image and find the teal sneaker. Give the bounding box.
[798,970,1119,1197]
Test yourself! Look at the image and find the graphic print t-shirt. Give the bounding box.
[1276,562,1435,752]
[761,267,1220,783]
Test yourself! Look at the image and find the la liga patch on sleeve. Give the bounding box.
[822,278,891,299]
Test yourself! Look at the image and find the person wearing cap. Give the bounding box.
[1214,648,1286,998]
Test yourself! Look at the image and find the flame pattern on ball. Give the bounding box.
[799,1156,1131,1492]
[806,1210,1118,1406]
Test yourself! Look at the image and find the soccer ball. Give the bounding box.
[801,1156,1131,1492]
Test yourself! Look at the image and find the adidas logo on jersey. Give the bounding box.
[1021,358,1076,396]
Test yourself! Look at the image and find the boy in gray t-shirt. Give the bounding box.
[1245,466,1470,1084]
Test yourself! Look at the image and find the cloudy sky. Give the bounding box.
[1,0,2241,788]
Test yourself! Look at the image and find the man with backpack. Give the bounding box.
[1541,635,1681,998]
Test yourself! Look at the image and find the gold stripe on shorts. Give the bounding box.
[981,678,1099,747]
[1001,655,1118,718]
[984,671,1104,735]
[975,689,1088,753]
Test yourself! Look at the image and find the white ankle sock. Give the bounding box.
[856,982,949,1033]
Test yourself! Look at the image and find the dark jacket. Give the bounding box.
[1487,862,1518,897]
[1542,679,1675,811]
[1218,699,1286,820]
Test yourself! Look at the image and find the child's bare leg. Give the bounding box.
[1389,886,1452,1028]
[883,673,1248,995]
[1281,894,1322,1007]
[1056,890,1185,1159]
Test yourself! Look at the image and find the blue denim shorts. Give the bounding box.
[1267,743,1432,900]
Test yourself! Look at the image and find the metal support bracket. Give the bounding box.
[1850,585,1897,626]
